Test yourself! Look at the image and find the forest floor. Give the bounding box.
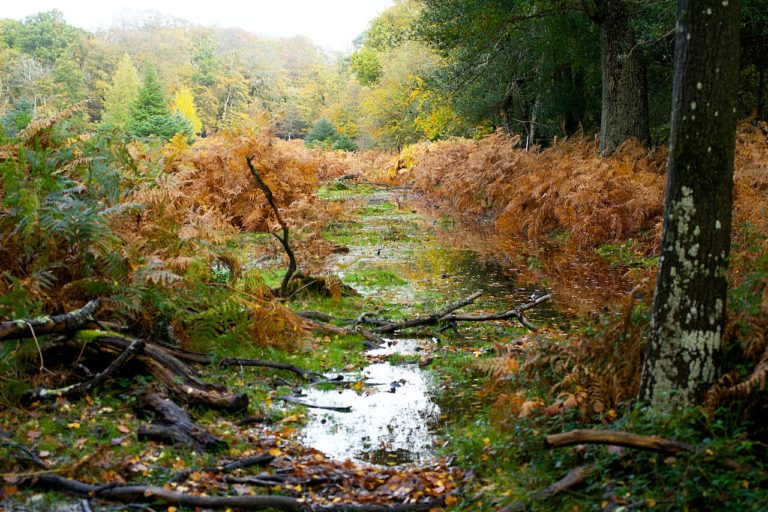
[2,179,766,511]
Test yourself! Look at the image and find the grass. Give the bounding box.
[317,182,377,201]
[342,268,407,289]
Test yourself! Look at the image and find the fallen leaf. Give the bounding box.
[117,424,130,434]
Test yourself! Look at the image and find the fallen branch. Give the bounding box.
[300,317,384,350]
[247,155,296,297]
[92,335,248,411]
[170,453,274,483]
[499,465,594,512]
[22,338,145,404]
[137,393,227,452]
[444,294,551,331]
[371,291,483,334]
[157,343,324,382]
[0,300,99,341]
[544,429,693,454]
[25,473,300,511]
[314,500,444,512]
[281,395,352,412]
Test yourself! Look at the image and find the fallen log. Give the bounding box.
[0,299,99,341]
[372,291,483,334]
[137,393,227,452]
[22,338,145,404]
[499,465,594,512]
[545,429,758,475]
[545,429,693,454]
[25,473,300,511]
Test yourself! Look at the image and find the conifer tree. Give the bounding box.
[102,53,140,130]
[127,66,191,140]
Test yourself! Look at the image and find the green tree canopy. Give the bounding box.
[127,66,191,140]
[102,53,141,130]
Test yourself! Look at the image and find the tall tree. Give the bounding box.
[102,53,140,130]
[586,0,651,153]
[127,66,190,140]
[639,0,740,407]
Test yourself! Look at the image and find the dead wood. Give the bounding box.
[499,465,594,512]
[25,473,300,510]
[544,429,693,454]
[247,155,297,297]
[371,291,483,334]
[170,453,274,483]
[156,343,324,381]
[89,334,248,411]
[300,317,384,350]
[22,338,145,404]
[0,299,99,341]
[281,395,352,412]
[314,500,444,512]
[137,393,227,452]
[445,293,551,331]
[368,293,550,334]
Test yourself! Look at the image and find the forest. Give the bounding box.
[0,0,767,510]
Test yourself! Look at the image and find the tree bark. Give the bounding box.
[758,65,766,121]
[639,0,740,407]
[595,0,650,154]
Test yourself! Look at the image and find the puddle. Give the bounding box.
[300,338,440,465]
[302,188,557,465]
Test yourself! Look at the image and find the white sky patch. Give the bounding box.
[0,0,394,51]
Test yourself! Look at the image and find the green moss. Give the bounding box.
[342,268,406,289]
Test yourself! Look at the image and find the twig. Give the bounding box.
[280,395,352,412]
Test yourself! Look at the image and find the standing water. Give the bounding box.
[297,188,551,465]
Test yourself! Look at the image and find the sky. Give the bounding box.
[0,0,395,51]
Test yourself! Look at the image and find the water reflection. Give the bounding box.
[300,353,440,465]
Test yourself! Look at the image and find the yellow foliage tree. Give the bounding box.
[171,86,203,135]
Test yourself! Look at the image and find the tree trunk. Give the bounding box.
[596,0,650,154]
[758,65,766,121]
[501,89,513,135]
[639,0,740,408]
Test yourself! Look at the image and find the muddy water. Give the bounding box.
[299,189,552,465]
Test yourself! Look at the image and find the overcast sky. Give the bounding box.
[1,0,395,51]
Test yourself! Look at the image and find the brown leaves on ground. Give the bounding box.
[0,399,461,509]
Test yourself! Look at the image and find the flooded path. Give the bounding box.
[294,186,555,465]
